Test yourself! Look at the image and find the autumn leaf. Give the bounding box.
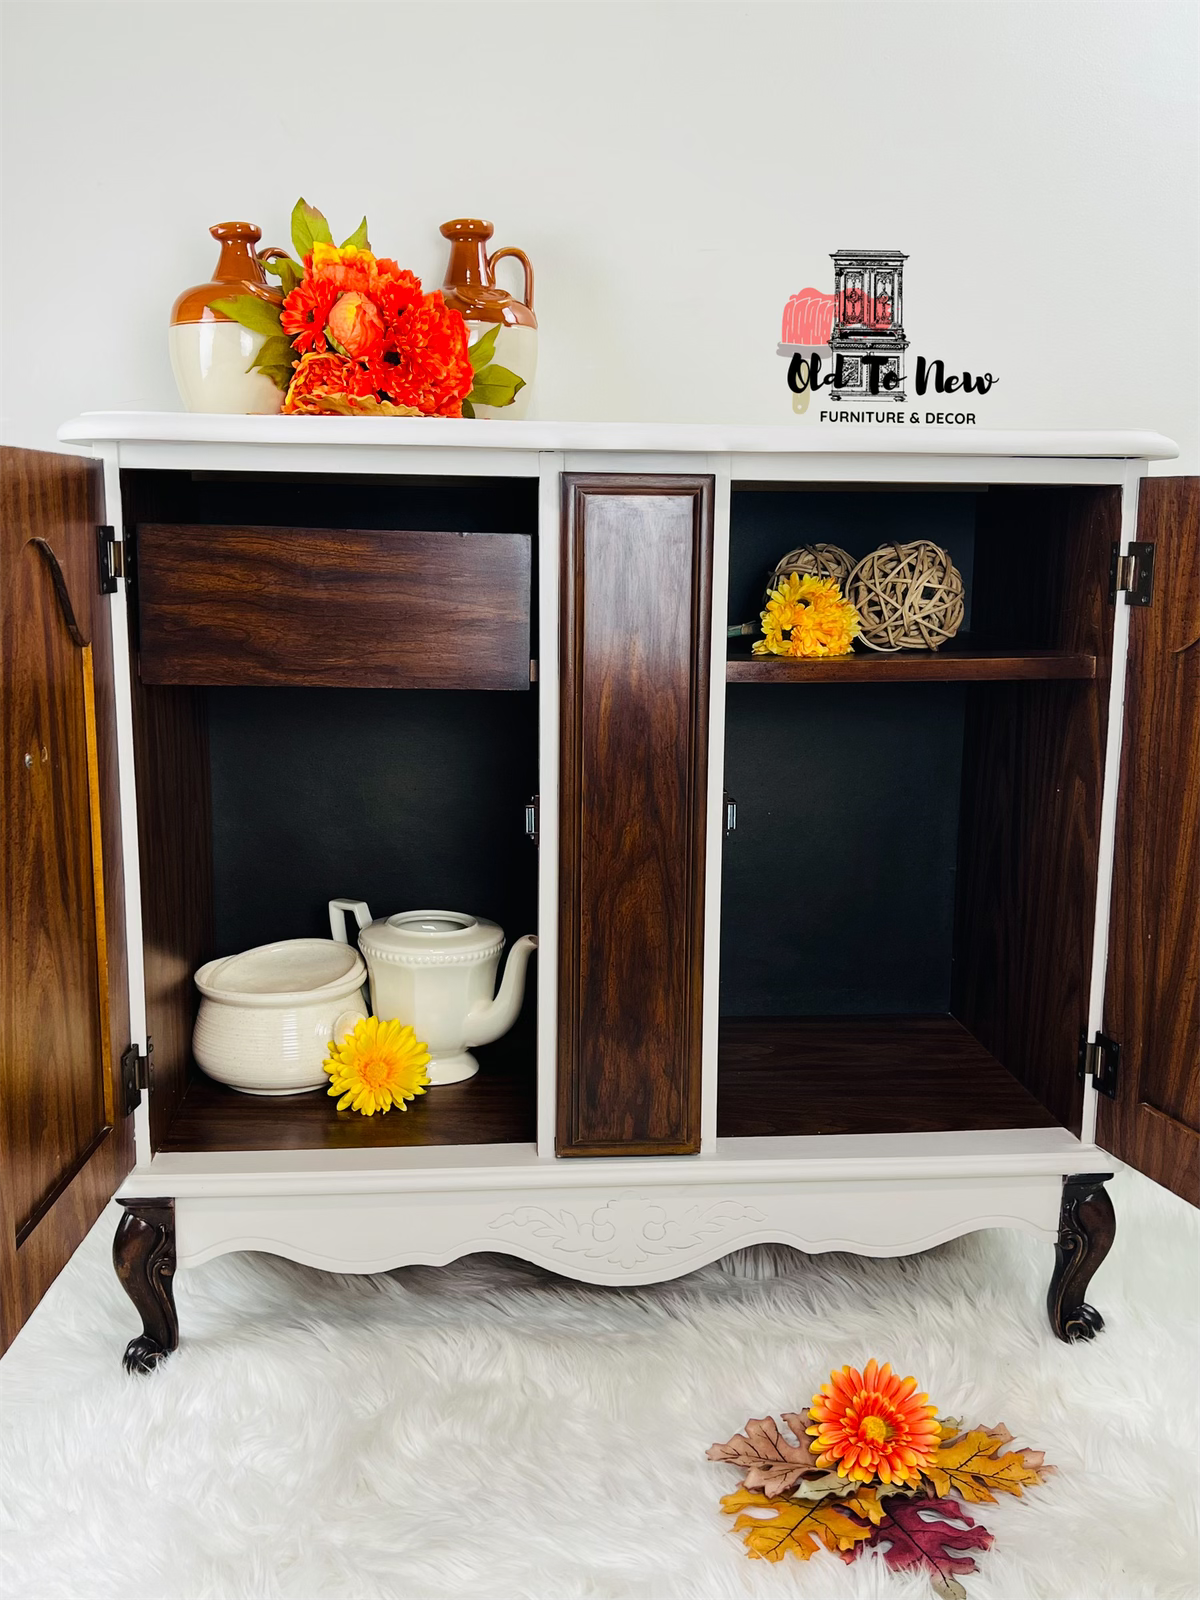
[922,1425,1054,1504]
[706,1414,822,1497]
[836,1485,888,1525]
[720,1487,876,1563]
[856,1494,995,1599]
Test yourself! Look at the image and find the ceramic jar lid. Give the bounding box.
[195,938,366,1006]
[359,910,504,965]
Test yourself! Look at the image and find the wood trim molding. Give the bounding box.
[557,475,713,1156]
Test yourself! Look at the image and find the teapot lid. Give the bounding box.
[359,909,504,960]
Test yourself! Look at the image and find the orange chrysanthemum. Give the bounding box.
[282,352,367,413]
[276,221,474,416]
[807,1360,939,1487]
[366,291,473,417]
[752,572,860,659]
[280,275,339,354]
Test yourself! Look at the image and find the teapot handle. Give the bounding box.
[486,246,534,312]
[329,898,372,943]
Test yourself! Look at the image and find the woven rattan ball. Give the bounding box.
[846,540,965,652]
[765,543,855,602]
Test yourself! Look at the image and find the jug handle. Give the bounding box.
[329,898,372,943]
[487,246,534,312]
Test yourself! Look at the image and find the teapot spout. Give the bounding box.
[463,935,538,1048]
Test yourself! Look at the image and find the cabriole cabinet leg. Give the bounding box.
[113,1198,179,1373]
[1047,1173,1116,1343]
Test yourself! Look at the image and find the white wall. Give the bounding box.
[2,0,1196,470]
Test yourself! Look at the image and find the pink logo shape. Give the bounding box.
[781,289,836,346]
[781,286,896,344]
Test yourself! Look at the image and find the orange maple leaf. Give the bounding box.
[720,1487,877,1563]
[922,1425,1055,1504]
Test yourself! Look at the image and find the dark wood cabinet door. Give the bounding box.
[1098,477,1199,1204]
[134,524,531,690]
[557,476,713,1156]
[0,447,132,1352]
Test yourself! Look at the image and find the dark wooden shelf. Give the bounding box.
[161,1049,536,1152]
[726,645,1096,683]
[718,1016,1061,1137]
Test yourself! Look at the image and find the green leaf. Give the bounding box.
[249,364,293,394]
[247,335,296,372]
[263,255,303,296]
[467,323,501,371]
[461,399,475,418]
[466,363,525,408]
[340,216,370,251]
[207,295,284,338]
[291,197,333,259]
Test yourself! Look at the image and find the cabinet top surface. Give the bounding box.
[58,412,1178,462]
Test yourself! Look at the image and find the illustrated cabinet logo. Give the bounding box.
[780,249,998,423]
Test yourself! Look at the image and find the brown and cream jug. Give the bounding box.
[440,218,537,419]
[169,222,286,414]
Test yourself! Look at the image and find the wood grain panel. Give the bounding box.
[953,486,1119,1133]
[727,646,1096,683]
[129,676,214,1154]
[1098,477,1199,1204]
[558,476,713,1156]
[0,447,132,1352]
[718,1016,1060,1137]
[162,1041,535,1152]
[134,524,531,690]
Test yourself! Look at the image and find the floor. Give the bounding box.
[0,1169,1196,1600]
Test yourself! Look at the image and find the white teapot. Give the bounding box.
[329,901,537,1085]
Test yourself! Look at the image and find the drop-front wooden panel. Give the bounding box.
[133,524,531,689]
[558,476,713,1156]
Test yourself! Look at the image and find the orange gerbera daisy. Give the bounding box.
[807,1360,939,1487]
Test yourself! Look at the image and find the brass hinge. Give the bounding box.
[97,525,122,594]
[1077,1031,1119,1099]
[1109,541,1155,606]
[524,794,540,846]
[120,1037,153,1117]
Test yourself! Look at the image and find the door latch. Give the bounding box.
[120,1037,153,1117]
[1077,1031,1119,1099]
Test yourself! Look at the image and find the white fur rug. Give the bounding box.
[1,1169,1196,1600]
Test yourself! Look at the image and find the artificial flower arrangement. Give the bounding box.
[209,199,523,418]
[324,1016,431,1116]
[708,1359,1052,1598]
[751,571,862,659]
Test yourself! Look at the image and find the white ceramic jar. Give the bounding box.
[193,938,368,1095]
[330,901,537,1084]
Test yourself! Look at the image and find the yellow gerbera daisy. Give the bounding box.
[324,1016,430,1117]
[752,571,861,659]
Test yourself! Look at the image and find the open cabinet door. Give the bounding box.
[0,446,133,1352]
[1098,477,1199,1205]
